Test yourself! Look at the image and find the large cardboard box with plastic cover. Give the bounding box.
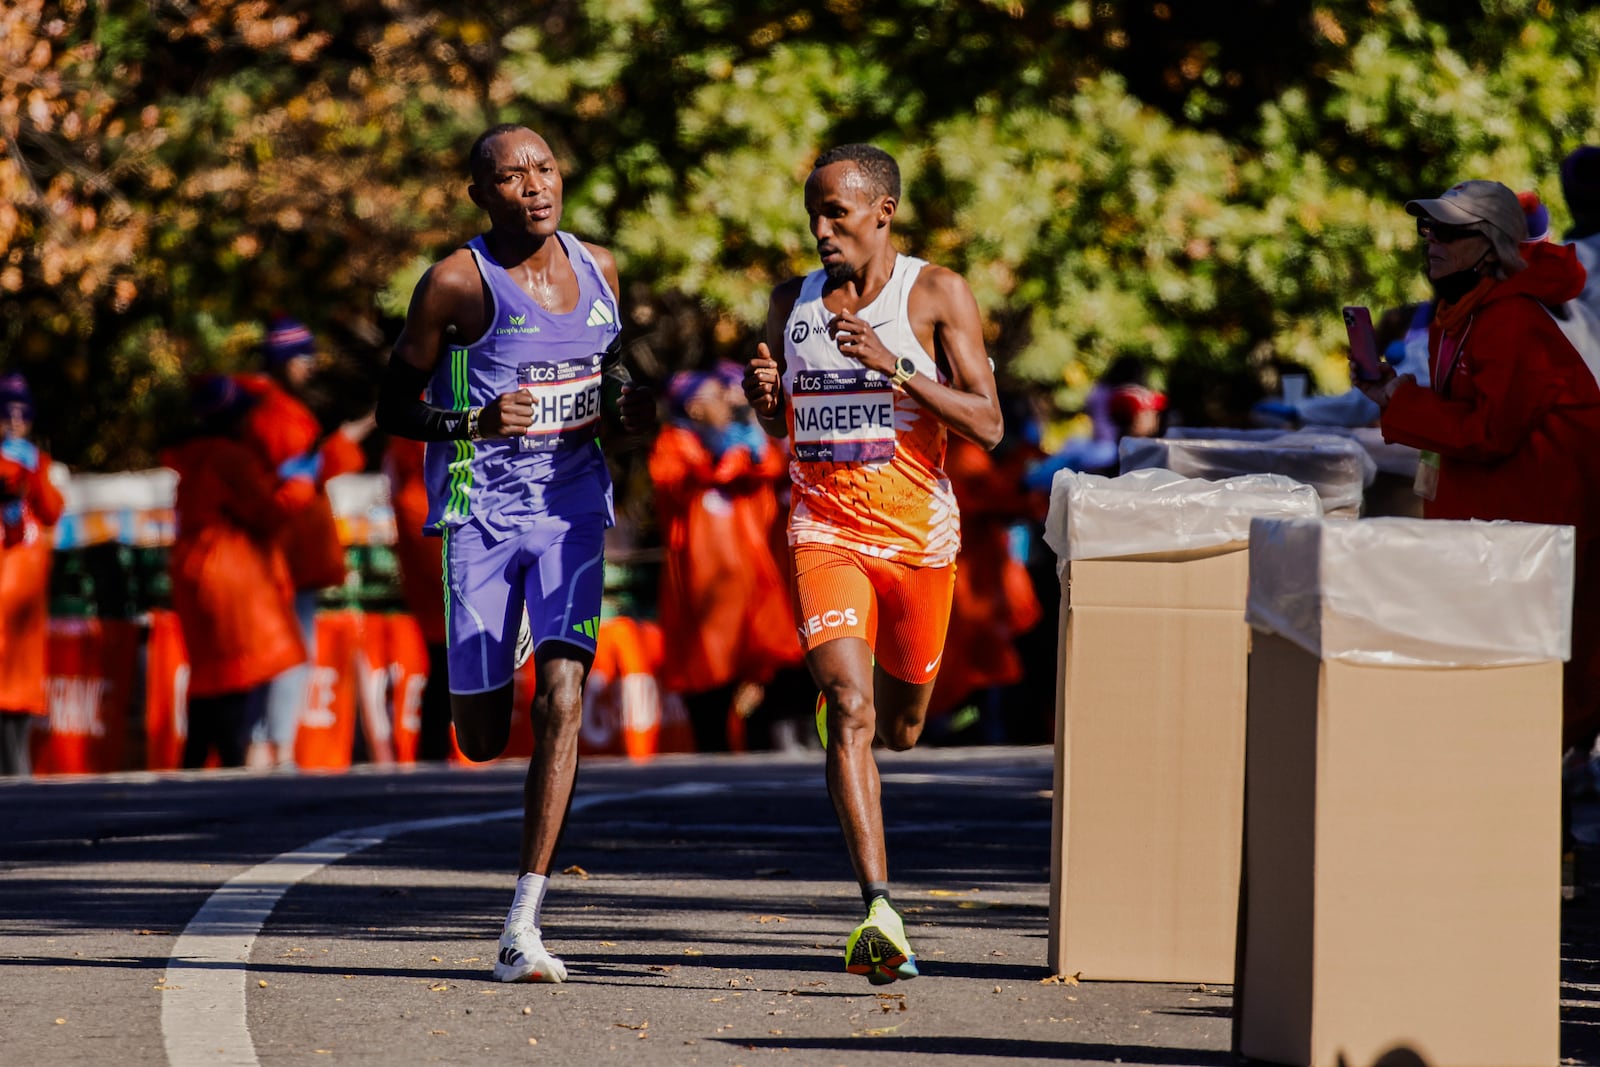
[1120,433,1375,518]
[1238,517,1572,1067]
[1041,468,1322,982]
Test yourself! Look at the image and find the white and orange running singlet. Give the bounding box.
[781,254,960,567]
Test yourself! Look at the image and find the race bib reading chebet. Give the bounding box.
[518,354,603,453]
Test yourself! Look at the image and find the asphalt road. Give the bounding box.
[3,746,1599,1066]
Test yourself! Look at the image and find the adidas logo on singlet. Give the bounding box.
[586,299,614,328]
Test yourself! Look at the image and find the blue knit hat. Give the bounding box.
[0,373,33,421]
[262,315,317,365]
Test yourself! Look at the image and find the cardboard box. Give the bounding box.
[1237,632,1560,1067]
[1047,546,1251,982]
[1237,517,1571,1067]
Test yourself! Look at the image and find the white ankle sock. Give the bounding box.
[505,872,549,932]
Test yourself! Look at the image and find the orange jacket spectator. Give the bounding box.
[384,436,446,646]
[650,420,800,695]
[164,416,312,699]
[236,372,363,594]
[929,436,1045,719]
[0,442,64,716]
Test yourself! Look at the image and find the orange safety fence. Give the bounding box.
[29,609,697,775]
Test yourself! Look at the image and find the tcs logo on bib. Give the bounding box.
[800,607,860,640]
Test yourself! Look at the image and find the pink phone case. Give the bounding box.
[1343,306,1383,381]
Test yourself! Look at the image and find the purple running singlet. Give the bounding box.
[421,232,621,690]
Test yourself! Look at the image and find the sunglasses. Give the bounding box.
[1416,218,1485,244]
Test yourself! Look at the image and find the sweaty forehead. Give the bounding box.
[805,162,879,207]
[485,131,554,172]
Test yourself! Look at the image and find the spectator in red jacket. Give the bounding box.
[165,374,315,769]
[1360,179,1600,751]
[236,316,373,768]
[649,366,798,751]
[0,374,65,776]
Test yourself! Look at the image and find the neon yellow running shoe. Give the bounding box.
[845,896,919,985]
[815,691,828,748]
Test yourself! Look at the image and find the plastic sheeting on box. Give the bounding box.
[1120,434,1376,514]
[1165,425,1419,478]
[1044,468,1323,568]
[1245,516,1575,667]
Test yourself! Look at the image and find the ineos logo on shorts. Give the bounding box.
[791,321,810,344]
[802,607,859,637]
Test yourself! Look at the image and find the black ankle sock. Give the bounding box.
[862,882,891,909]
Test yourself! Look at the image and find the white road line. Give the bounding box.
[160,782,724,1067]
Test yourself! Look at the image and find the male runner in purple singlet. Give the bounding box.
[376,124,652,983]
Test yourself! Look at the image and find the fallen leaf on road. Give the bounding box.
[257,980,269,988]
[959,900,1013,910]
[926,889,978,897]
[430,1030,447,1036]
[430,956,441,963]
[752,915,788,924]
[135,929,171,936]
[562,865,590,879]
[1040,973,1082,986]
[599,941,617,947]
[860,1024,902,1037]
[615,1021,648,1031]
[683,949,704,956]
[992,986,1003,994]
[522,1007,533,1016]
[54,1019,65,1025]
[528,1038,538,1046]
[430,984,449,992]
[769,1030,784,1035]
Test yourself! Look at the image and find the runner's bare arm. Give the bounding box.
[831,265,1002,449]
[376,251,533,439]
[746,279,802,438]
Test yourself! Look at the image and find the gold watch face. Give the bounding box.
[896,357,916,378]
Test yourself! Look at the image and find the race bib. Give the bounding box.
[791,368,896,463]
[518,355,603,453]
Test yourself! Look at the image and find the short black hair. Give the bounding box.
[468,123,533,182]
[813,143,900,201]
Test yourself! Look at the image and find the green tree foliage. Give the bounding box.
[4,0,1599,466]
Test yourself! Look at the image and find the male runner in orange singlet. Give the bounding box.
[743,143,1002,983]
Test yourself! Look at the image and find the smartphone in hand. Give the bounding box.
[1343,306,1385,382]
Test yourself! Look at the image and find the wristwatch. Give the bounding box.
[464,406,484,440]
[890,355,917,389]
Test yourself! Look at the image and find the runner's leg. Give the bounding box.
[441,523,522,761]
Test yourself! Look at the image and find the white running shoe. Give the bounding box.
[494,925,568,983]
[513,612,534,671]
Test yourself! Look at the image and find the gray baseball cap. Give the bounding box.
[1405,180,1528,242]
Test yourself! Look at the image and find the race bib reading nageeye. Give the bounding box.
[518,355,603,453]
[791,368,896,463]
